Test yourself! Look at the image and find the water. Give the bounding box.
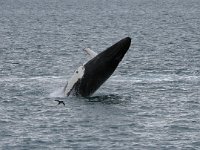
[0,0,200,149]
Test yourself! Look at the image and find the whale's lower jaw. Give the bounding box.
[73,37,131,97]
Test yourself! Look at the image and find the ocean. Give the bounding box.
[0,0,200,149]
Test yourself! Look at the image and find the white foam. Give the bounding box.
[0,76,64,82]
[110,74,199,83]
[49,87,65,98]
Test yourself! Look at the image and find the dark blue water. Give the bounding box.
[0,0,200,149]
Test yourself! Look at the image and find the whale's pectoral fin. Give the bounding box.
[64,81,75,96]
[83,48,97,59]
[64,66,85,96]
[66,85,74,96]
[63,81,73,96]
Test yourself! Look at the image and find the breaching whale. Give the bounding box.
[64,37,131,97]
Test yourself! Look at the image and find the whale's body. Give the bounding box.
[64,37,131,97]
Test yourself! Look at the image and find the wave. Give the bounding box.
[0,74,198,83]
[0,76,66,82]
[110,74,199,83]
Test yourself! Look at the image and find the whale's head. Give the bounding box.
[74,37,131,97]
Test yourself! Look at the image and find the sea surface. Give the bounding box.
[0,0,200,149]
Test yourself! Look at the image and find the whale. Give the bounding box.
[64,37,131,97]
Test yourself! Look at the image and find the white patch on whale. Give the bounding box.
[63,48,97,96]
[63,65,85,96]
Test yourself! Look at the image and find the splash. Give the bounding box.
[49,87,65,98]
